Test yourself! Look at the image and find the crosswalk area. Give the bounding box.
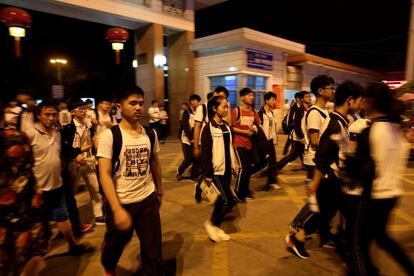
[41,137,414,276]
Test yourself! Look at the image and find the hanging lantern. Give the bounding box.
[0,7,32,58]
[105,27,129,65]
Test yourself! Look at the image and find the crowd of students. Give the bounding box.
[1,74,413,275]
[176,75,414,275]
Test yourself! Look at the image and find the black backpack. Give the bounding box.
[110,125,155,177]
[282,110,294,135]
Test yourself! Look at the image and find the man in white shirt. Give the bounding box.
[26,99,94,255]
[93,98,116,149]
[258,92,280,190]
[303,75,335,179]
[98,86,163,276]
[59,102,72,127]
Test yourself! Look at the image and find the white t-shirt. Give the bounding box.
[303,106,329,166]
[97,126,160,204]
[26,125,63,191]
[85,109,96,128]
[194,103,208,124]
[148,107,160,123]
[159,110,168,125]
[261,109,277,142]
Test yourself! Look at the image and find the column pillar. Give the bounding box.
[135,23,164,123]
[167,31,195,133]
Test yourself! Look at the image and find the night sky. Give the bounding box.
[196,0,411,73]
[0,1,412,100]
[0,3,136,101]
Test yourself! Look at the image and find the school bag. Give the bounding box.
[110,125,155,177]
[282,109,294,135]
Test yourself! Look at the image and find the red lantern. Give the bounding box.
[0,7,32,58]
[106,27,129,65]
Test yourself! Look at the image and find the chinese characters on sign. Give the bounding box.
[247,48,273,71]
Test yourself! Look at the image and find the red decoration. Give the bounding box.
[106,27,129,64]
[0,7,32,58]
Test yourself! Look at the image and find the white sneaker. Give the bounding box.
[204,220,221,242]
[270,184,282,190]
[216,228,231,241]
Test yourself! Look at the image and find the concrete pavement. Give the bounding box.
[40,135,414,276]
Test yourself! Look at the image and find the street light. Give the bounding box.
[49,58,67,84]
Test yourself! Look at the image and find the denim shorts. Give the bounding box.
[42,187,68,222]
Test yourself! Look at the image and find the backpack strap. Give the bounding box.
[305,106,327,128]
[202,104,207,123]
[110,125,122,177]
[235,106,257,125]
[142,125,155,163]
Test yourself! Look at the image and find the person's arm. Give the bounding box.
[307,110,322,150]
[97,131,131,231]
[181,110,192,140]
[192,105,204,157]
[193,121,202,157]
[150,151,163,205]
[98,158,132,231]
[200,125,214,179]
[294,108,305,142]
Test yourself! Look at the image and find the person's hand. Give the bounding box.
[300,138,306,145]
[193,146,200,158]
[75,154,86,164]
[305,182,317,196]
[81,145,91,152]
[157,192,164,208]
[113,208,132,231]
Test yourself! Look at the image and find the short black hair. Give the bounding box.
[85,99,93,104]
[298,90,311,100]
[335,81,364,106]
[119,86,145,103]
[310,75,335,97]
[239,87,253,97]
[189,94,201,102]
[364,82,403,122]
[213,86,229,98]
[37,98,59,115]
[263,91,276,101]
[207,92,214,100]
[294,92,301,99]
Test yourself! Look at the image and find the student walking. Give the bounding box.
[201,96,237,242]
[346,82,414,276]
[61,98,104,225]
[97,86,164,276]
[231,88,261,202]
[25,99,94,256]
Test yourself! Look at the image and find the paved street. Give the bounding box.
[40,135,414,276]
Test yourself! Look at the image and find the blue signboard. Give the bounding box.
[247,48,273,71]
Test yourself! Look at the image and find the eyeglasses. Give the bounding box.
[73,107,86,112]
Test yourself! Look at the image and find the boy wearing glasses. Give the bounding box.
[62,98,104,227]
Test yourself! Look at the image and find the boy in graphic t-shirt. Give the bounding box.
[97,87,163,276]
[231,87,261,202]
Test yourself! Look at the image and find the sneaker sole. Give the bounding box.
[285,235,309,259]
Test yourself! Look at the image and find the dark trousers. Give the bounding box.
[178,143,197,178]
[101,193,163,275]
[211,174,236,226]
[252,139,277,185]
[352,197,414,276]
[291,202,319,235]
[234,147,255,199]
[275,140,304,171]
[316,178,343,244]
[149,121,161,137]
[62,170,81,237]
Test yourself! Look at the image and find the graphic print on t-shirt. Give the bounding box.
[124,144,149,179]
